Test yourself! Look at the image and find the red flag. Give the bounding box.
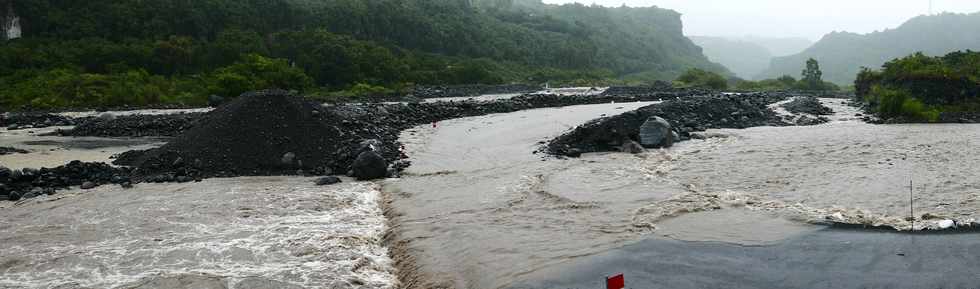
[606,273,624,289]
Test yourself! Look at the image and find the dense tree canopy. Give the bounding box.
[0,0,728,109]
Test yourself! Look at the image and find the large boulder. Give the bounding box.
[639,116,674,148]
[352,151,388,180]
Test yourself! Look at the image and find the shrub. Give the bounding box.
[206,54,313,98]
[675,68,728,90]
[868,86,939,122]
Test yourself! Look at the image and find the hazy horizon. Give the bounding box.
[542,0,980,40]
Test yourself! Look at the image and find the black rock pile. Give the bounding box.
[1,113,78,130]
[113,90,382,179]
[547,93,791,156]
[782,96,834,116]
[64,112,204,137]
[0,161,133,201]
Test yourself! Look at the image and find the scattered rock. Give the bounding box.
[411,84,542,99]
[0,112,77,130]
[315,176,342,186]
[0,161,131,201]
[80,182,98,190]
[65,112,202,137]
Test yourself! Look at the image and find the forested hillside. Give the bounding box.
[0,0,724,109]
[758,12,980,84]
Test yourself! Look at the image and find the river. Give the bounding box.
[385,98,980,289]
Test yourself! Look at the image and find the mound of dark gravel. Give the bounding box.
[547,93,791,156]
[64,113,204,137]
[0,161,133,201]
[1,113,78,130]
[114,90,379,179]
[782,96,833,116]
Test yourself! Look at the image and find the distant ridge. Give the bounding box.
[757,12,980,84]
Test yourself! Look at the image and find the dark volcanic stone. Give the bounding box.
[352,151,388,180]
[80,182,98,190]
[66,112,202,137]
[547,93,791,155]
[0,147,29,155]
[411,84,542,99]
[782,96,833,116]
[315,176,343,186]
[0,112,77,130]
[639,117,674,148]
[0,161,131,201]
[114,90,359,178]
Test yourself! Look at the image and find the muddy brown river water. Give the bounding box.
[4,98,980,288]
[386,99,980,289]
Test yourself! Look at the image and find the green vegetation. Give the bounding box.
[675,68,729,90]
[731,59,839,91]
[800,58,823,90]
[733,75,800,91]
[759,12,980,84]
[856,50,980,122]
[0,0,727,109]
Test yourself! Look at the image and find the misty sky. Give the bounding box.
[543,0,980,40]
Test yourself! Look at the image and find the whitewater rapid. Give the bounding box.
[0,177,395,289]
[385,98,980,289]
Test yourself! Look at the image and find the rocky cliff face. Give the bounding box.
[0,0,21,41]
